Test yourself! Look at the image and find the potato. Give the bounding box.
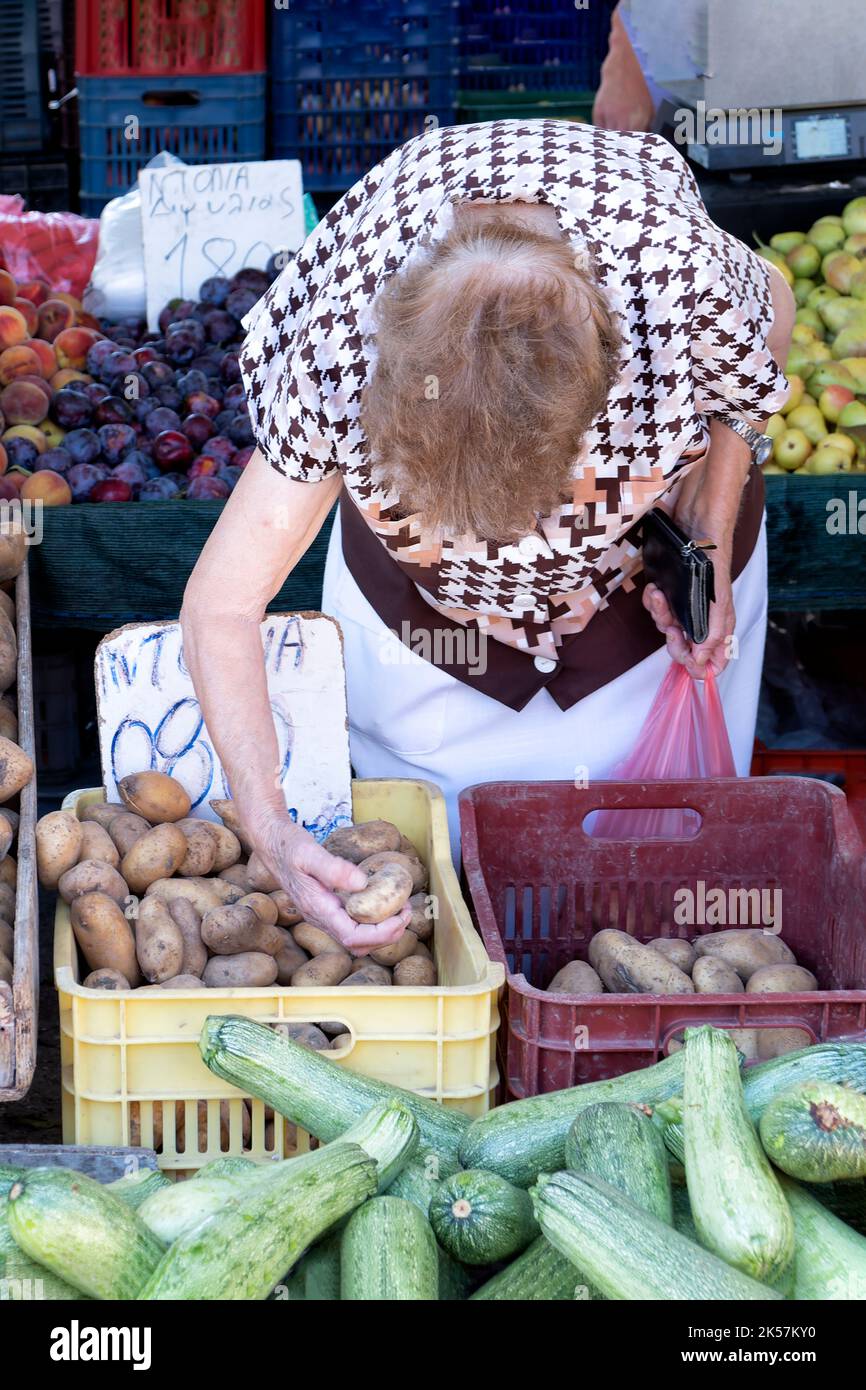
[547,960,603,994]
[0,813,13,859]
[71,891,140,985]
[118,770,191,824]
[279,1022,330,1051]
[358,850,427,894]
[0,948,11,985]
[324,820,401,864]
[201,903,284,957]
[121,823,189,895]
[0,856,15,888]
[83,968,131,991]
[589,929,695,995]
[0,881,14,923]
[59,860,129,907]
[757,1027,811,1060]
[202,952,279,988]
[274,940,309,984]
[0,736,32,803]
[293,921,341,956]
[691,956,745,994]
[204,822,242,873]
[692,929,796,981]
[370,930,421,968]
[238,891,279,925]
[0,705,17,741]
[270,889,303,927]
[0,615,17,693]
[135,894,185,983]
[145,877,243,910]
[209,798,253,854]
[393,956,437,987]
[167,898,207,978]
[161,974,207,990]
[410,939,433,962]
[78,821,120,869]
[36,809,83,889]
[0,589,14,625]
[108,811,151,857]
[341,961,393,987]
[746,964,818,993]
[0,808,17,835]
[173,819,216,878]
[349,956,371,974]
[0,523,25,582]
[292,952,352,987]
[315,1019,346,1037]
[0,920,12,959]
[244,852,280,893]
[405,892,434,942]
[345,862,413,924]
[649,938,696,975]
[79,802,125,829]
[330,1033,353,1050]
[218,863,254,891]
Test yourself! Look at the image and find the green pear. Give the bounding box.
[842,197,866,236]
[810,342,832,363]
[850,269,866,301]
[838,357,866,390]
[773,427,813,470]
[818,296,863,335]
[780,374,805,413]
[818,384,855,423]
[786,346,819,377]
[807,362,859,395]
[792,319,823,344]
[822,251,863,293]
[832,322,866,359]
[769,231,806,255]
[806,444,851,474]
[794,307,825,336]
[808,221,846,254]
[786,403,829,444]
[806,284,839,310]
[758,247,794,285]
[765,412,786,440]
[826,431,858,462]
[844,233,866,257]
[787,242,821,278]
[761,463,785,474]
[838,400,866,429]
[793,277,816,307]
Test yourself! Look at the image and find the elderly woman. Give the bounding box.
[181,121,794,953]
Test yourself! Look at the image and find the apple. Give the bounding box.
[773,428,813,471]
[818,386,856,423]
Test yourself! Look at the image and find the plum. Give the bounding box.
[214,409,235,433]
[111,457,146,490]
[97,423,137,465]
[198,276,231,307]
[68,461,110,501]
[158,299,197,333]
[91,478,133,502]
[187,475,230,500]
[227,413,255,448]
[177,368,209,397]
[182,412,215,449]
[203,309,239,346]
[233,444,255,469]
[220,351,242,384]
[86,339,121,376]
[64,428,101,466]
[132,344,160,367]
[153,430,194,471]
[38,446,72,474]
[141,360,175,390]
[216,464,242,491]
[85,382,111,405]
[186,391,220,419]
[98,350,138,385]
[133,397,158,424]
[164,328,197,366]
[198,435,236,467]
[222,382,246,411]
[226,287,260,320]
[139,476,181,501]
[144,406,182,438]
[156,383,183,411]
[52,388,93,430]
[120,448,158,478]
[120,371,151,399]
[231,267,270,296]
[93,395,133,427]
[188,454,219,478]
[4,437,39,469]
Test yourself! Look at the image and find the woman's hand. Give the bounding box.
[253,814,412,955]
[643,552,735,679]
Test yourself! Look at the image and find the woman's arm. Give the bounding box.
[181,448,409,951]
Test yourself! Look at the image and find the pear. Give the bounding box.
[770,231,806,255]
[844,233,866,258]
[773,428,813,471]
[761,462,786,475]
[808,221,846,255]
[787,345,824,377]
[809,342,832,363]
[787,242,821,278]
[831,321,866,359]
[839,357,866,390]
[807,362,860,395]
[806,284,839,310]
[765,413,786,440]
[842,197,866,236]
[794,307,826,336]
[822,252,863,293]
[780,374,805,414]
[816,215,845,227]
[818,296,863,335]
[758,247,794,285]
[818,385,855,423]
[792,320,823,344]
[793,278,816,307]
[802,392,818,407]
[850,269,866,301]
[806,443,851,475]
[826,431,858,462]
[838,400,866,429]
[785,403,828,445]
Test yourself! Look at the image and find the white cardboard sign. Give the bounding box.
[138,159,305,330]
[95,614,352,840]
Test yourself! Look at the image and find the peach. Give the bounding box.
[15,374,52,406]
[0,306,29,350]
[3,469,30,492]
[41,420,66,448]
[0,478,18,501]
[36,299,74,343]
[53,292,83,318]
[0,272,15,308]
[21,470,71,506]
[0,345,41,386]
[54,326,101,371]
[14,279,50,308]
[76,312,103,333]
[3,425,46,453]
[13,299,37,335]
[28,339,57,378]
[0,381,49,426]
[50,367,89,390]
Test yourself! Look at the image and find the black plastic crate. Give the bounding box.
[0,156,71,212]
[0,0,50,152]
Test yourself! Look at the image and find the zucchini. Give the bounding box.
[338,1101,419,1191]
[6,1168,164,1300]
[670,1183,699,1242]
[743,1042,866,1123]
[285,1231,342,1301]
[140,1143,376,1300]
[107,1168,172,1211]
[192,1156,257,1181]
[458,1049,686,1187]
[470,1235,590,1302]
[341,1196,439,1301]
[138,1175,239,1245]
[389,1151,459,1214]
[683,1027,794,1285]
[759,1081,866,1182]
[438,1246,473,1301]
[782,1177,866,1300]
[429,1169,537,1266]
[200,1014,467,1167]
[565,1102,672,1224]
[531,1171,783,1301]
[1,1192,87,1301]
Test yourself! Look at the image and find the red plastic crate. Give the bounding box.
[751,742,866,840]
[459,778,866,1102]
[76,0,265,76]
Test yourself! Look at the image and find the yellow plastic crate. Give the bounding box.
[55,779,503,1172]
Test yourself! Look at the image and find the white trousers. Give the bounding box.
[322,511,769,859]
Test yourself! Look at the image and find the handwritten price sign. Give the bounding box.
[139,160,305,330]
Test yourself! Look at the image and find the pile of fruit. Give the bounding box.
[0,256,281,505]
[759,196,866,475]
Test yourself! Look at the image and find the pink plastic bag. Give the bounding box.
[0,199,100,299]
[591,664,735,839]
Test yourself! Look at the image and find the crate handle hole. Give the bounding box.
[581,808,703,841]
[142,90,202,107]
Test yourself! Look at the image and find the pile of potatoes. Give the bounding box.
[0,524,37,989]
[36,770,438,1007]
[547,928,817,1061]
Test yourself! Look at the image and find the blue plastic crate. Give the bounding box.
[459,0,615,92]
[78,72,265,216]
[270,0,458,191]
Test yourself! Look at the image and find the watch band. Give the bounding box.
[719,415,774,466]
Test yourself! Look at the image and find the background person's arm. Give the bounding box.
[181,448,409,952]
[592,4,656,133]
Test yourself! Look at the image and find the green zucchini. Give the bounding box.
[438,1246,473,1301]
[743,1042,866,1123]
[341,1196,439,1301]
[759,1080,866,1182]
[683,1027,794,1285]
[338,1101,419,1191]
[192,1156,257,1181]
[107,1168,172,1211]
[285,1231,342,1301]
[565,1102,673,1224]
[139,1143,376,1300]
[388,1151,459,1214]
[429,1169,538,1266]
[6,1168,164,1300]
[138,1175,238,1245]
[1,1192,87,1301]
[200,1014,467,1167]
[670,1183,699,1243]
[782,1177,866,1300]
[470,1235,590,1302]
[531,1171,783,1301]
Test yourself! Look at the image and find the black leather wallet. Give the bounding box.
[641,508,717,645]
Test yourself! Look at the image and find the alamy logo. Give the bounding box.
[673,881,782,932]
[50,1321,152,1371]
[673,102,783,158]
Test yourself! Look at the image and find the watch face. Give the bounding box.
[756,435,774,466]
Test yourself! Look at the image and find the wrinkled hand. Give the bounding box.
[643,559,735,679]
[592,13,655,133]
[253,816,411,955]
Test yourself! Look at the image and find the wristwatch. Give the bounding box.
[719,415,774,467]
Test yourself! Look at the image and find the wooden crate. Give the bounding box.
[0,559,37,1101]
